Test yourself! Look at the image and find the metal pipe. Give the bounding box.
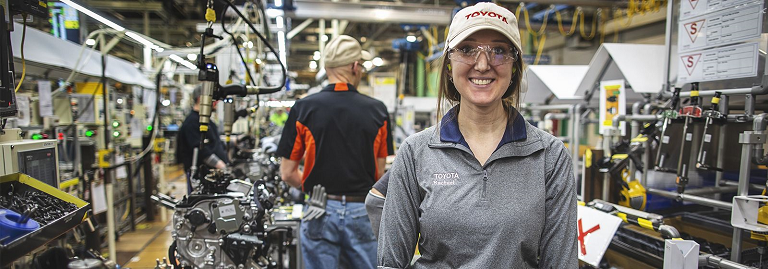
[543,112,570,121]
[732,97,758,262]
[660,0,674,95]
[721,180,764,191]
[647,188,732,210]
[714,94,730,203]
[751,113,768,165]
[611,114,662,129]
[527,104,575,111]
[683,185,738,195]
[602,135,611,200]
[106,181,116,263]
[700,254,759,269]
[679,88,752,97]
[628,101,646,182]
[572,103,585,191]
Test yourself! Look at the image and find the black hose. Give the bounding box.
[220,7,257,87]
[216,0,286,94]
[168,241,179,268]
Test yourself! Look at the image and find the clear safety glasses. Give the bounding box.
[448,44,519,66]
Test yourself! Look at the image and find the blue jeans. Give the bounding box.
[301,200,377,269]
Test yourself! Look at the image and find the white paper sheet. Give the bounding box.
[38,81,53,117]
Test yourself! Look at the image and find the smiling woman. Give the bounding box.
[377,2,578,269]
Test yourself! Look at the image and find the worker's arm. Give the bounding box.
[377,157,387,179]
[280,158,303,189]
[182,125,225,169]
[538,140,578,268]
[378,143,420,268]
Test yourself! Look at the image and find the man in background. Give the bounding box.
[277,35,394,269]
[176,86,229,193]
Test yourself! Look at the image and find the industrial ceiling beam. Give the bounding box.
[287,0,454,25]
[496,0,628,8]
[85,1,164,11]
[287,19,314,39]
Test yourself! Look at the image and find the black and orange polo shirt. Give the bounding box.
[276,83,394,196]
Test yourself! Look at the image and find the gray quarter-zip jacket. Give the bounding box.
[377,117,577,268]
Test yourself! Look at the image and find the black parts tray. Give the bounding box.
[0,173,90,267]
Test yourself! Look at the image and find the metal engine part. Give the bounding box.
[170,171,281,269]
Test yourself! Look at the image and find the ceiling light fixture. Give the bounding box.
[187,54,197,61]
[363,61,373,70]
[60,0,125,31]
[313,51,321,61]
[169,54,197,70]
[406,35,416,42]
[61,0,166,53]
[309,61,318,70]
[125,31,164,52]
[372,57,384,66]
[278,31,287,65]
[85,39,96,46]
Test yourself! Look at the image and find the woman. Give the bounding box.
[377,3,577,268]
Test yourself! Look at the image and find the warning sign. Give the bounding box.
[683,19,705,43]
[681,53,702,75]
[678,42,759,84]
[678,1,763,52]
[680,0,755,20]
[577,206,623,267]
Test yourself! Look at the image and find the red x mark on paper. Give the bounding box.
[578,218,601,255]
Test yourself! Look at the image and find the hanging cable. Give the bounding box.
[555,7,580,37]
[534,34,546,65]
[216,0,286,93]
[14,15,27,92]
[515,3,551,37]
[579,8,600,40]
[221,5,257,87]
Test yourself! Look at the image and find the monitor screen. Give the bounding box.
[18,148,58,188]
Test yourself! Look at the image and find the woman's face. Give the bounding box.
[449,29,515,109]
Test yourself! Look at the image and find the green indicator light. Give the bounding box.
[85,130,94,137]
[31,134,42,140]
[146,125,153,131]
[113,131,120,137]
[112,121,120,128]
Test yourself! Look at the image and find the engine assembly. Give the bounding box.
[157,169,289,269]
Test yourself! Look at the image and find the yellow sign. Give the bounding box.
[64,21,79,29]
[602,84,621,127]
[375,77,396,85]
[76,82,104,95]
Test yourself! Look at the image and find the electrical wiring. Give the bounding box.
[579,8,600,40]
[251,0,271,41]
[217,0,286,93]
[57,29,117,93]
[515,4,551,38]
[13,16,26,92]
[221,5,257,87]
[533,34,546,65]
[555,7,580,36]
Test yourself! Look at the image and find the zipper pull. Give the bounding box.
[481,169,488,199]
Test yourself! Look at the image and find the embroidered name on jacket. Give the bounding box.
[432,172,459,185]
[464,11,508,24]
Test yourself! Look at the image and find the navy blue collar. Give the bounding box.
[439,106,527,151]
[321,83,358,92]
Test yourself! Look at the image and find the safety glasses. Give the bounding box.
[448,43,519,66]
